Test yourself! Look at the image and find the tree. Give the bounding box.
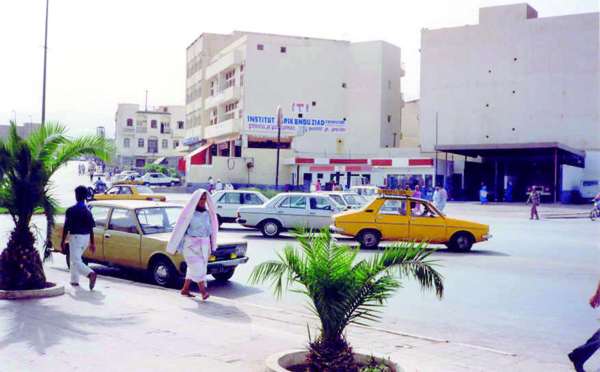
[250,228,444,372]
[0,122,114,290]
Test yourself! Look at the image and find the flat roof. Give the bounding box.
[435,142,586,158]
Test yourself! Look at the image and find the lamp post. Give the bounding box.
[274,105,283,191]
[41,0,49,128]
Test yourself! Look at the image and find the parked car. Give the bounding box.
[93,181,166,202]
[236,192,345,237]
[580,180,600,200]
[51,200,249,286]
[349,185,381,201]
[211,190,269,226]
[526,185,551,197]
[330,190,492,251]
[117,170,141,178]
[317,191,368,210]
[137,172,180,186]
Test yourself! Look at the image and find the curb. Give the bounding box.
[0,282,65,300]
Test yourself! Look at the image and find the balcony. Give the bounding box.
[136,127,147,133]
[205,50,243,80]
[204,86,241,110]
[123,127,135,133]
[204,118,241,139]
[161,128,172,134]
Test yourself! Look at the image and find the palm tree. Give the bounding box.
[0,122,114,290]
[250,227,444,372]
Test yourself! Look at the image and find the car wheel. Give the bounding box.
[591,209,599,221]
[86,187,95,202]
[149,257,177,287]
[212,269,235,283]
[260,220,282,238]
[170,181,176,187]
[358,230,380,249]
[449,232,473,252]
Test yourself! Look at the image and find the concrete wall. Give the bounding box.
[400,100,420,148]
[420,4,599,152]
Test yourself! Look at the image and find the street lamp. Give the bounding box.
[274,105,283,191]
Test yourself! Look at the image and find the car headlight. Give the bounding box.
[236,245,247,256]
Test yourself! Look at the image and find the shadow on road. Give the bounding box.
[182,298,252,324]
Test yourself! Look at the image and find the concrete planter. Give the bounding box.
[266,349,402,372]
[0,282,65,300]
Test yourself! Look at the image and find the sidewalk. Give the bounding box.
[0,265,576,372]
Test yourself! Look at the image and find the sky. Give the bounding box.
[0,0,597,138]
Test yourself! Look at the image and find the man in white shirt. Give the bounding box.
[215,179,224,191]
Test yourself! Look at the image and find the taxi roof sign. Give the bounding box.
[114,180,144,185]
[378,189,413,196]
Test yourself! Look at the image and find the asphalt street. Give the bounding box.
[6,161,598,369]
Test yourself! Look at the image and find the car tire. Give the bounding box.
[170,181,176,187]
[260,220,282,238]
[149,257,177,287]
[590,209,599,221]
[448,232,473,252]
[358,230,380,249]
[212,269,235,283]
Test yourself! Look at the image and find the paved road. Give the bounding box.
[11,161,599,369]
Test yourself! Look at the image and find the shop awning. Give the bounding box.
[152,157,166,165]
[184,141,214,165]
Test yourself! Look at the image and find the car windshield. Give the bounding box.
[343,194,368,206]
[135,186,155,194]
[135,206,183,234]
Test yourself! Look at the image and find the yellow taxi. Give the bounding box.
[93,181,166,202]
[51,200,249,286]
[330,190,491,251]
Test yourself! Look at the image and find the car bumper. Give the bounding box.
[236,218,247,224]
[329,225,345,233]
[482,234,492,240]
[207,257,249,272]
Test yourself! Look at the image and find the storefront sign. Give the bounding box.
[246,115,346,133]
[218,142,229,150]
[183,136,201,146]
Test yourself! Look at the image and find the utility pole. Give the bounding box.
[275,105,283,191]
[435,111,439,186]
[145,90,148,111]
[41,0,49,128]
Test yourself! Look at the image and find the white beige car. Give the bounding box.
[317,191,368,210]
[236,192,345,237]
[349,185,381,201]
[211,190,269,226]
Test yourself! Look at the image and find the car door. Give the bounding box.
[328,194,346,208]
[375,199,410,241]
[308,196,336,229]
[275,195,308,229]
[408,201,447,243]
[86,205,110,261]
[103,208,142,268]
[218,192,242,219]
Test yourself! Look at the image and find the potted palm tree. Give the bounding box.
[0,122,113,291]
[250,227,444,372]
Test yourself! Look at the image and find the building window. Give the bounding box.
[151,120,157,128]
[138,138,144,148]
[137,120,146,126]
[225,101,239,120]
[210,109,218,125]
[162,139,168,149]
[225,69,236,88]
[342,83,347,88]
[124,138,130,148]
[312,101,316,106]
[126,119,133,126]
[298,114,303,118]
[387,115,391,123]
[173,140,179,149]
[257,44,264,51]
[210,80,216,96]
[178,121,184,129]
[280,47,286,53]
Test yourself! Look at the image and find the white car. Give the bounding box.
[138,172,180,187]
[350,185,381,201]
[211,190,269,226]
[317,191,368,210]
[236,192,345,237]
[117,170,141,178]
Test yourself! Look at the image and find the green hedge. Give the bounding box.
[143,164,179,178]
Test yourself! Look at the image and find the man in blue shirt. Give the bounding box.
[61,186,97,290]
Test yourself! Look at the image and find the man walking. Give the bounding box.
[61,186,98,290]
[568,280,600,372]
[526,188,540,219]
[438,185,448,213]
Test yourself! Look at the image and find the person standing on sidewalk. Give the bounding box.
[568,280,600,372]
[479,182,489,204]
[166,189,218,300]
[526,188,540,219]
[438,185,448,214]
[61,186,97,290]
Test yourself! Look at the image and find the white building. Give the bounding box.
[419,4,599,202]
[182,31,433,190]
[114,104,186,169]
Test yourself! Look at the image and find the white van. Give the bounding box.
[580,180,600,199]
